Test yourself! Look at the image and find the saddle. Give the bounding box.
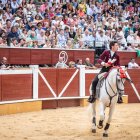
[96,72,107,99]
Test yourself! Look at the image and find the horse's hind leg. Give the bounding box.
[103,105,115,137]
[98,102,106,129]
[91,102,96,133]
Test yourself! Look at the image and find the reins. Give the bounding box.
[104,68,125,107]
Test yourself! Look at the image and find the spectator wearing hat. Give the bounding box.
[12,16,21,26]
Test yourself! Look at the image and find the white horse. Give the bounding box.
[89,67,131,137]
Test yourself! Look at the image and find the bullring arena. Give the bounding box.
[0,104,140,140]
[0,48,140,140]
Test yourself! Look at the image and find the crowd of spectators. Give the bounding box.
[0,0,139,51]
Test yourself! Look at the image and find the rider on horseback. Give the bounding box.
[88,41,123,103]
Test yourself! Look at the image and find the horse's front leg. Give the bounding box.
[91,101,96,133]
[98,102,106,129]
[103,105,115,137]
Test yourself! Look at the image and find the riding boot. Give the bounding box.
[117,95,123,104]
[88,91,96,103]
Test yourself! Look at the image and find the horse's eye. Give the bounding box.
[118,79,121,82]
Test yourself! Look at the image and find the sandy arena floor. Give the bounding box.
[0,103,140,140]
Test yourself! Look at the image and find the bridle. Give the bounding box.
[105,68,132,107]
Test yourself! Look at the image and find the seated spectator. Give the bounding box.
[128,58,140,68]
[32,40,38,48]
[68,61,76,68]
[37,30,46,47]
[57,29,67,48]
[74,40,86,49]
[10,37,18,47]
[127,31,134,44]
[75,59,83,68]
[84,58,97,69]
[18,38,26,47]
[7,26,19,46]
[55,57,68,68]
[126,43,135,51]
[0,57,13,70]
[66,39,74,49]
[43,39,52,48]
[0,37,5,47]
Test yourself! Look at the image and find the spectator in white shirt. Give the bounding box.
[57,29,67,48]
[55,56,68,68]
[1,0,7,6]
[11,0,19,14]
[110,0,118,5]
[82,29,91,46]
[127,31,134,44]
[37,30,46,46]
[128,58,140,68]
[96,30,106,44]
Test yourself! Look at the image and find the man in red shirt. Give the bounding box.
[88,41,123,103]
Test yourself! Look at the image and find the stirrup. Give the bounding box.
[117,96,123,104]
[88,95,96,103]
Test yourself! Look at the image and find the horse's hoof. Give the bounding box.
[97,125,103,129]
[103,133,108,137]
[92,129,96,133]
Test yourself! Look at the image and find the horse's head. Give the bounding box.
[116,67,132,95]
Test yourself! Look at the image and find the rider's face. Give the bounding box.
[112,43,119,51]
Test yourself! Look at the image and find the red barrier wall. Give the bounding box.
[85,73,97,96]
[125,69,140,103]
[0,69,139,103]
[57,69,79,97]
[38,68,79,98]
[1,48,140,66]
[0,48,9,62]
[0,75,1,101]
[31,49,52,65]
[9,49,31,64]
[39,68,57,98]
[0,48,95,65]
[1,74,33,101]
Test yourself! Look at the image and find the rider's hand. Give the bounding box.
[104,63,111,67]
